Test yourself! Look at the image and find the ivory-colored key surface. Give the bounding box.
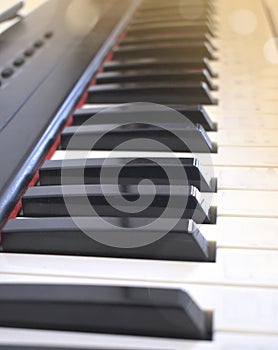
[2,247,278,288]
[210,129,278,146]
[0,327,278,349]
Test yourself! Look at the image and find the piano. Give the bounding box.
[0,0,277,348]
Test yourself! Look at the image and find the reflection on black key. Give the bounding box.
[2,217,215,262]
[127,23,214,37]
[87,82,216,105]
[120,34,211,46]
[103,58,217,78]
[113,42,215,60]
[22,184,215,223]
[60,123,215,153]
[96,69,217,90]
[39,157,216,192]
[0,284,212,340]
[72,105,216,131]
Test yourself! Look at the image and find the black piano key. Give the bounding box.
[87,82,216,105]
[131,13,215,24]
[130,22,217,34]
[139,1,212,10]
[72,105,217,131]
[22,184,215,224]
[39,157,216,192]
[140,0,213,10]
[129,20,210,30]
[140,2,211,9]
[134,9,211,21]
[133,16,211,27]
[121,32,218,52]
[2,217,215,262]
[113,42,215,60]
[128,19,212,30]
[0,284,212,340]
[96,69,217,90]
[103,58,217,78]
[60,123,215,153]
[137,4,215,21]
[127,23,215,38]
[120,33,213,46]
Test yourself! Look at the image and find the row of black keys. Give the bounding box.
[3,157,216,262]
[87,0,218,105]
[0,0,215,344]
[2,0,218,263]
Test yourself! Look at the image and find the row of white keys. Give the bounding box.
[0,329,278,349]
[205,108,278,129]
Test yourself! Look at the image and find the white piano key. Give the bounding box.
[215,190,278,218]
[80,107,278,130]
[216,166,278,190]
[213,147,278,167]
[52,147,278,167]
[202,217,278,250]
[1,327,278,349]
[2,246,278,287]
[206,110,278,129]
[210,129,278,147]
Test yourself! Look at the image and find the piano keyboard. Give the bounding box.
[0,0,278,348]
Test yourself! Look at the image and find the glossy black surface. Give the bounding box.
[113,42,215,60]
[96,69,217,90]
[120,34,213,46]
[2,217,215,261]
[72,104,216,131]
[103,58,217,77]
[88,82,216,105]
[60,123,215,153]
[0,284,212,340]
[22,184,214,223]
[127,23,214,37]
[39,157,216,192]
